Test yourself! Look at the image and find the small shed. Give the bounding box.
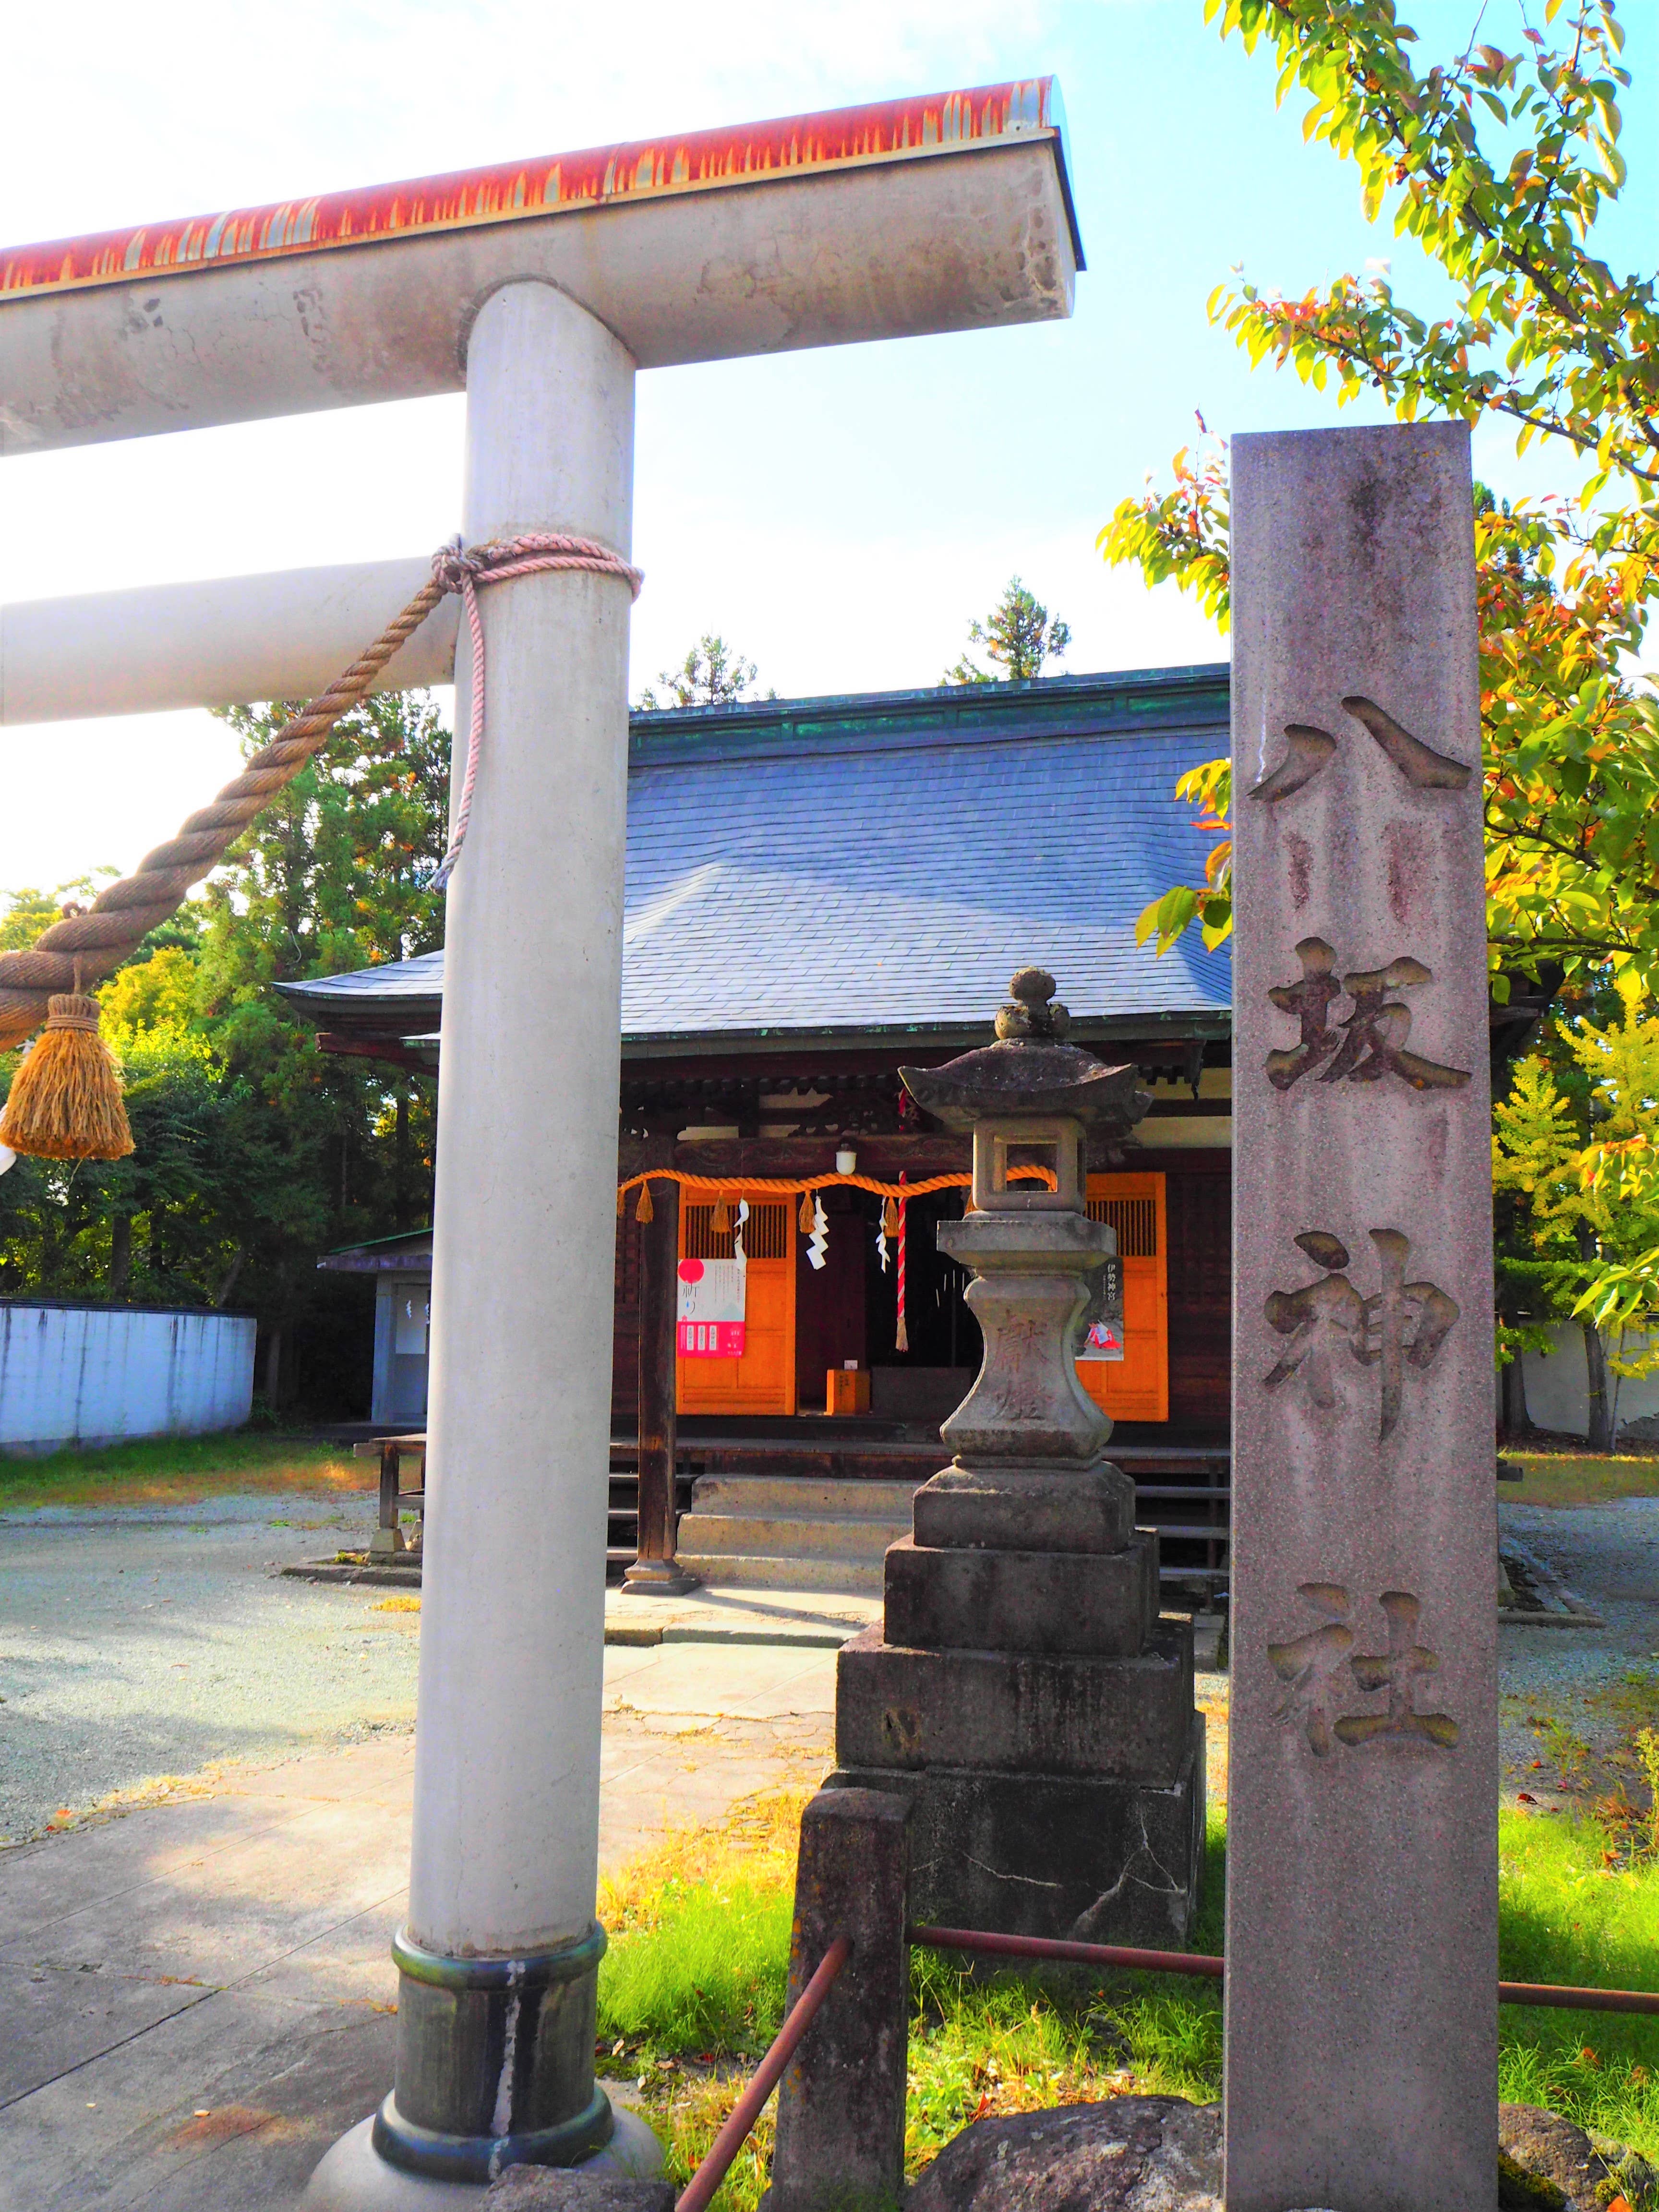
[316,1231,433,1428]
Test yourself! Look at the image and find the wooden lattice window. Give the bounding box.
[1086,1195,1158,1257]
[684,1201,791,1261]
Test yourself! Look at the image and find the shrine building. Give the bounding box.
[285,661,1237,1592]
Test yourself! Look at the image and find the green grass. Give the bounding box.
[597,1796,1659,2211]
[0,1430,364,1513]
[1498,1807,1659,2151]
[600,1872,794,2057]
[1509,1451,1659,1507]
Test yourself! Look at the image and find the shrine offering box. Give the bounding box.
[826,1367,871,1416]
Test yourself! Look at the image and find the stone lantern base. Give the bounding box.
[829,1518,1206,1947]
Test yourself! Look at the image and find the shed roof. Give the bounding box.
[277,663,1232,1058]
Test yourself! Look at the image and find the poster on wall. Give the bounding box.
[394,1293,430,1354]
[1078,1255,1125,1363]
[677,1255,747,1357]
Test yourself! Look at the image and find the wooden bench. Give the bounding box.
[353,1433,426,1554]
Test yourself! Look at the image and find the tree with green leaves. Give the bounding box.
[944,577,1071,685]
[0,690,448,1412]
[1101,0,1658,1435]
[1104,0,1658,994]
[636,635,773,710]
[0,874,118,954]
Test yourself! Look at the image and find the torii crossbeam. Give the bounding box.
[0,84,1082,2204]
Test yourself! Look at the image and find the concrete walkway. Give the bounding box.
[0,1642,837,2212]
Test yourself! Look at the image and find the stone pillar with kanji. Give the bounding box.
[1225,423,1497,2212]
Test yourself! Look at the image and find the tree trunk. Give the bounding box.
[263,1327,283,1409]
[1582,1320,1614,1451]
[1498,1354,1530,1440]
[107,1216,132,1302]
[394,1088,410,1233]
[213,1247,245,1309]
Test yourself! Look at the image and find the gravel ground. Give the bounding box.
[1498,1496,1659,1801]
[1,1488,1651,1848]
[0,1493,416,1842]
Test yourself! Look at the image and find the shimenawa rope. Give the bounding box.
[0,531,642,1068]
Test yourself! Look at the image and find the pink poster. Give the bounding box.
[676,1256,747,1357]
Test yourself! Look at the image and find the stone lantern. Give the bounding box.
[830,969,1206,1943]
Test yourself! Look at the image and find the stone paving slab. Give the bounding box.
[602,1582,880,1648]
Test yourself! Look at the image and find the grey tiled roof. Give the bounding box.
[277,664,1232,1049]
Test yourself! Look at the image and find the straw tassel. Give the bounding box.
[881,1195,901,1238]
[635,1181,654,1224]
[799,1190,815,1234]
[711,1190,732,1235]
[617,1184,626,1217]
[0,994,133,1162]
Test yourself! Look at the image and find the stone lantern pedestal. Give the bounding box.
[830,972,1206,1944]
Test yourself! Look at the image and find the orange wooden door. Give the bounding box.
[1076,1172,1168,1423]
[676,1193,797,1416]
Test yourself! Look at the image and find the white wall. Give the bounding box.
[1519,1321,1659,1443]
[0,1303,256,1455]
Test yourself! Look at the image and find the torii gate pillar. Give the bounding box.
[400,282,636,2185]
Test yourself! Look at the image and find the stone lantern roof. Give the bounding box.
[900,969,1152,1134]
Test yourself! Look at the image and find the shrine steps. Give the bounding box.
[674,1475,917,1595]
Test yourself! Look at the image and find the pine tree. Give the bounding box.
[944,578,1070,685]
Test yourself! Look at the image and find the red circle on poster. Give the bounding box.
[677,1258,704,1283]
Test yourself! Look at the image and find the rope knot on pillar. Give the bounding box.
[431,531,644,889]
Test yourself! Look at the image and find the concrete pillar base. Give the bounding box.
[301,2107,665,2207]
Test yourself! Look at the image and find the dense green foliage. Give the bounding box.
[1099,0,1659,1395]
[0,691,448,1411]
[1104,1,1659,987]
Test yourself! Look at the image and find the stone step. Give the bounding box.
[675,1549,886,1595]
[676,1474,914,1597]
[687,1474,921,1519]
[677,1510,905,1562]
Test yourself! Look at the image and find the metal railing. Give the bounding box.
[669,1918,1659,2211]
[908,1923,1659,2016]
[675,1935,851,2212]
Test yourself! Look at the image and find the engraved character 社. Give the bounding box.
[1268,1584,1459,1756]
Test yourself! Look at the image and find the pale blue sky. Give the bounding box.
[2,0,1654,887]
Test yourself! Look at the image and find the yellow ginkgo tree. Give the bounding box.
[1492,977,1659,1445]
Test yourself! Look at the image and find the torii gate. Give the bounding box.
[0,86,1083,2202]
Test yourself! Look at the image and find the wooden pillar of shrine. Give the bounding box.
[625,1175,696,1593]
